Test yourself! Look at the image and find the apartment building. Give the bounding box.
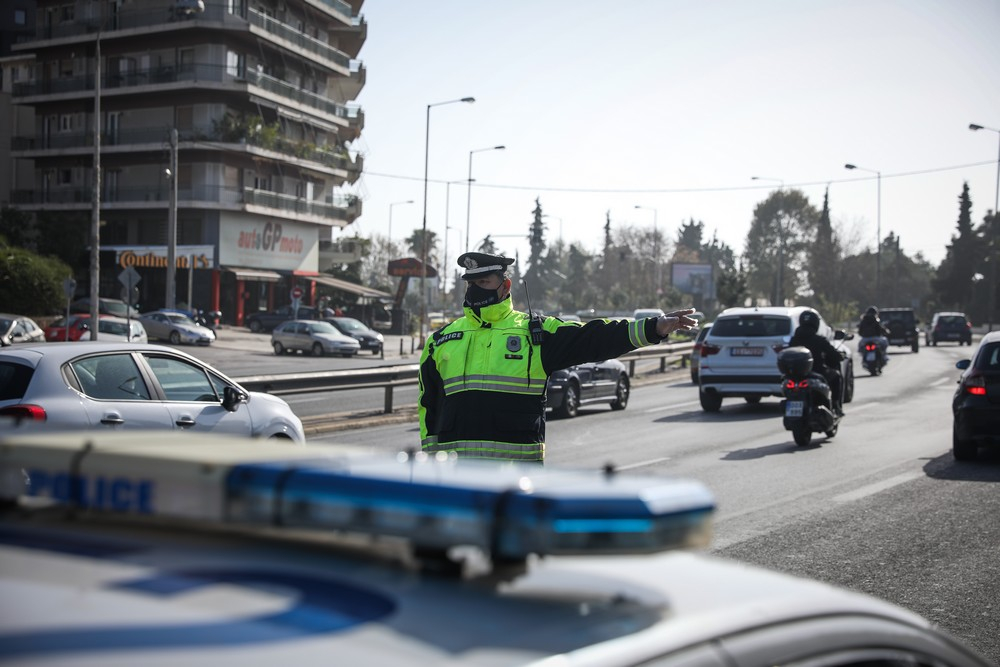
[10,0,366,325]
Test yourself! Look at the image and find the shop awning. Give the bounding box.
[223,267,282,283]
[309,274,391,299]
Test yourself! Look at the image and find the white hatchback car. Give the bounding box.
[0,342,304,442]
[698,306,854,412]
[94,316,148,344]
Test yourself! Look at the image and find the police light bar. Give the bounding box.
[0,432,715,561]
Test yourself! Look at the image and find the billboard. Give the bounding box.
[670,263,715,299]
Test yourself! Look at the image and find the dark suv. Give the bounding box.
[880,307,920,352]
[926,311,973,346]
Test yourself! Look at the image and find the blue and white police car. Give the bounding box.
[0,431,991,666]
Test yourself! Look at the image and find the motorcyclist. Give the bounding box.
[789,309,844,416]
[857,306,889,363]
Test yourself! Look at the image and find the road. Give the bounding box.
[183,331,999,660]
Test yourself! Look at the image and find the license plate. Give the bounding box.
[731,347,764,357]
[785,401,804,417]
[865,352,875,362]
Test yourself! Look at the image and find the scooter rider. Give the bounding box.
[789,309,844,416]
[857,306,889,363]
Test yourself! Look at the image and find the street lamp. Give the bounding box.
[164,2,205,310]
[465,145,506,254]
[634,205,661,293]
[969,122,1000,329]
[420,96,475,347]
[387,199,414,258]
[751,175,784,188]
[844,163,882,302]
[88,11,105,338]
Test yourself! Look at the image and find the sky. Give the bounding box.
[341,0,1000,283]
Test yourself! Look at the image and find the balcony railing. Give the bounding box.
[9,185,361,223]
[11,125,361,175]
[13,63,361,126]
[248,7,351,69]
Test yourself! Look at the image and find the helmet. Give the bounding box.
[799,309,820,330]
[865,306,878,317]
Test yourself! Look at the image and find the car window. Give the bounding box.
[711,316,791,337]
[142,354,218,402]
[974,343,1000,370]
[332,317,365,332]
[98,320,130,336]
[309,321,337,334]
[940,316,966,325]
[0,361,33,401]
[72,354,151,401]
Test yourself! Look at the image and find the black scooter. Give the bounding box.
[860,339,886,375]
[778,347,841,447]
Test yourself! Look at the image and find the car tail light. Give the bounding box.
[700,343,721,357]
[0,404,47,422]
[962,374,987,396]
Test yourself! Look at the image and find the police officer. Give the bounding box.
[418,252,697,462]
[789,309,845,416]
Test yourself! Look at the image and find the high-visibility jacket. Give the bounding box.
[418,297,664,462]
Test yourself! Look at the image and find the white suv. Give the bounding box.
[698,306,854,412]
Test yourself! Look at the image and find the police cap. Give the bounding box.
[458,252,515,280]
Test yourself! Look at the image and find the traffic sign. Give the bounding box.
[118,266,141,292]
[62,277,77,300]
[290,286,304,300]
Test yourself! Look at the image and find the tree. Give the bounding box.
[523,198,549,297]
[715,259,749,310]
[743,189,819,305]
[0,239,74,316]
[405,228,440,272]
[933,183,982,312]
[674,219,704,263]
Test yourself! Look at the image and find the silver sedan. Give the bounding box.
[140,310,216,346]
[271,319,361,357]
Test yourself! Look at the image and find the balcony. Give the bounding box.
[248,7,355,73]
[10,184,361,226]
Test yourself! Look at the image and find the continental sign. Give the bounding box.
[109,245,216,270]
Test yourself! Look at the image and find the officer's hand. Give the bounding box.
[656,308,698,337]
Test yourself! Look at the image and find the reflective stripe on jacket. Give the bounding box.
[418,298,662,462]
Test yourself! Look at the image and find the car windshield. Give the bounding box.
[711,316,791,337]
[98,321,130,336]
[308,322,338,334]
[331,317,365,332]
[166,314,196,325]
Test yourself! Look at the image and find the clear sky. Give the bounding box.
[344,0,1000,279]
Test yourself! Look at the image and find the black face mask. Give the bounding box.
[464,282,502,311]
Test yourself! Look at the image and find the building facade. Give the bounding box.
[10,0,366,325]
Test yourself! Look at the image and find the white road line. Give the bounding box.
[643,400,701,414]
[846,401,880,413]
[833,471,923,503]
[616,457,671,471]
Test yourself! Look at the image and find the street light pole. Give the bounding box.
[844,163,882,303]
[420,97,475,347]
[387,200,414,259]
[89,19,103,339]
[165,128,179,309]
[464,145,505,253]
[634,205,660,294]
[442,180,464,296]
[969,123,1000,330]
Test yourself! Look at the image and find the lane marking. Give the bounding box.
[643,400,700,414]
[833,471,923,503]
[616,457,671,471]
[846,401,880,413]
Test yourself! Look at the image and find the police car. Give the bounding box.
[0,431,991,666]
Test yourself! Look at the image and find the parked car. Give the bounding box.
[94,316,148,344]
[952,330,1000,461]
[0,314,46,346]
[140,309,216,346]
[698,306,854,412]
[0,342,304,442]
[547,358,630,418]
[325,316,384,355]
[70,297,140,319]
[689,322,713,383]
[271,319,361,357]
[633,307,665,320]
[246,305,319,333]
[927,311,973,346]
[880,307,920,352]
[43,313,99,342]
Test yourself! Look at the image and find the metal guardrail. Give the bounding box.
[231,342,695,415]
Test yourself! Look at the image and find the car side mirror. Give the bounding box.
[956,359,971,371]
[222,386,246,412]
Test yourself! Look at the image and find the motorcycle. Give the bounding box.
[777,347,841,447]
[193,309,222,331]
[860,338,886,376]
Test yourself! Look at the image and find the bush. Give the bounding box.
[0,243,74,316]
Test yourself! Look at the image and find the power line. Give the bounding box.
[360,159,997,195]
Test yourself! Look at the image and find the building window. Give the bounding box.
[15,9,26,25]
